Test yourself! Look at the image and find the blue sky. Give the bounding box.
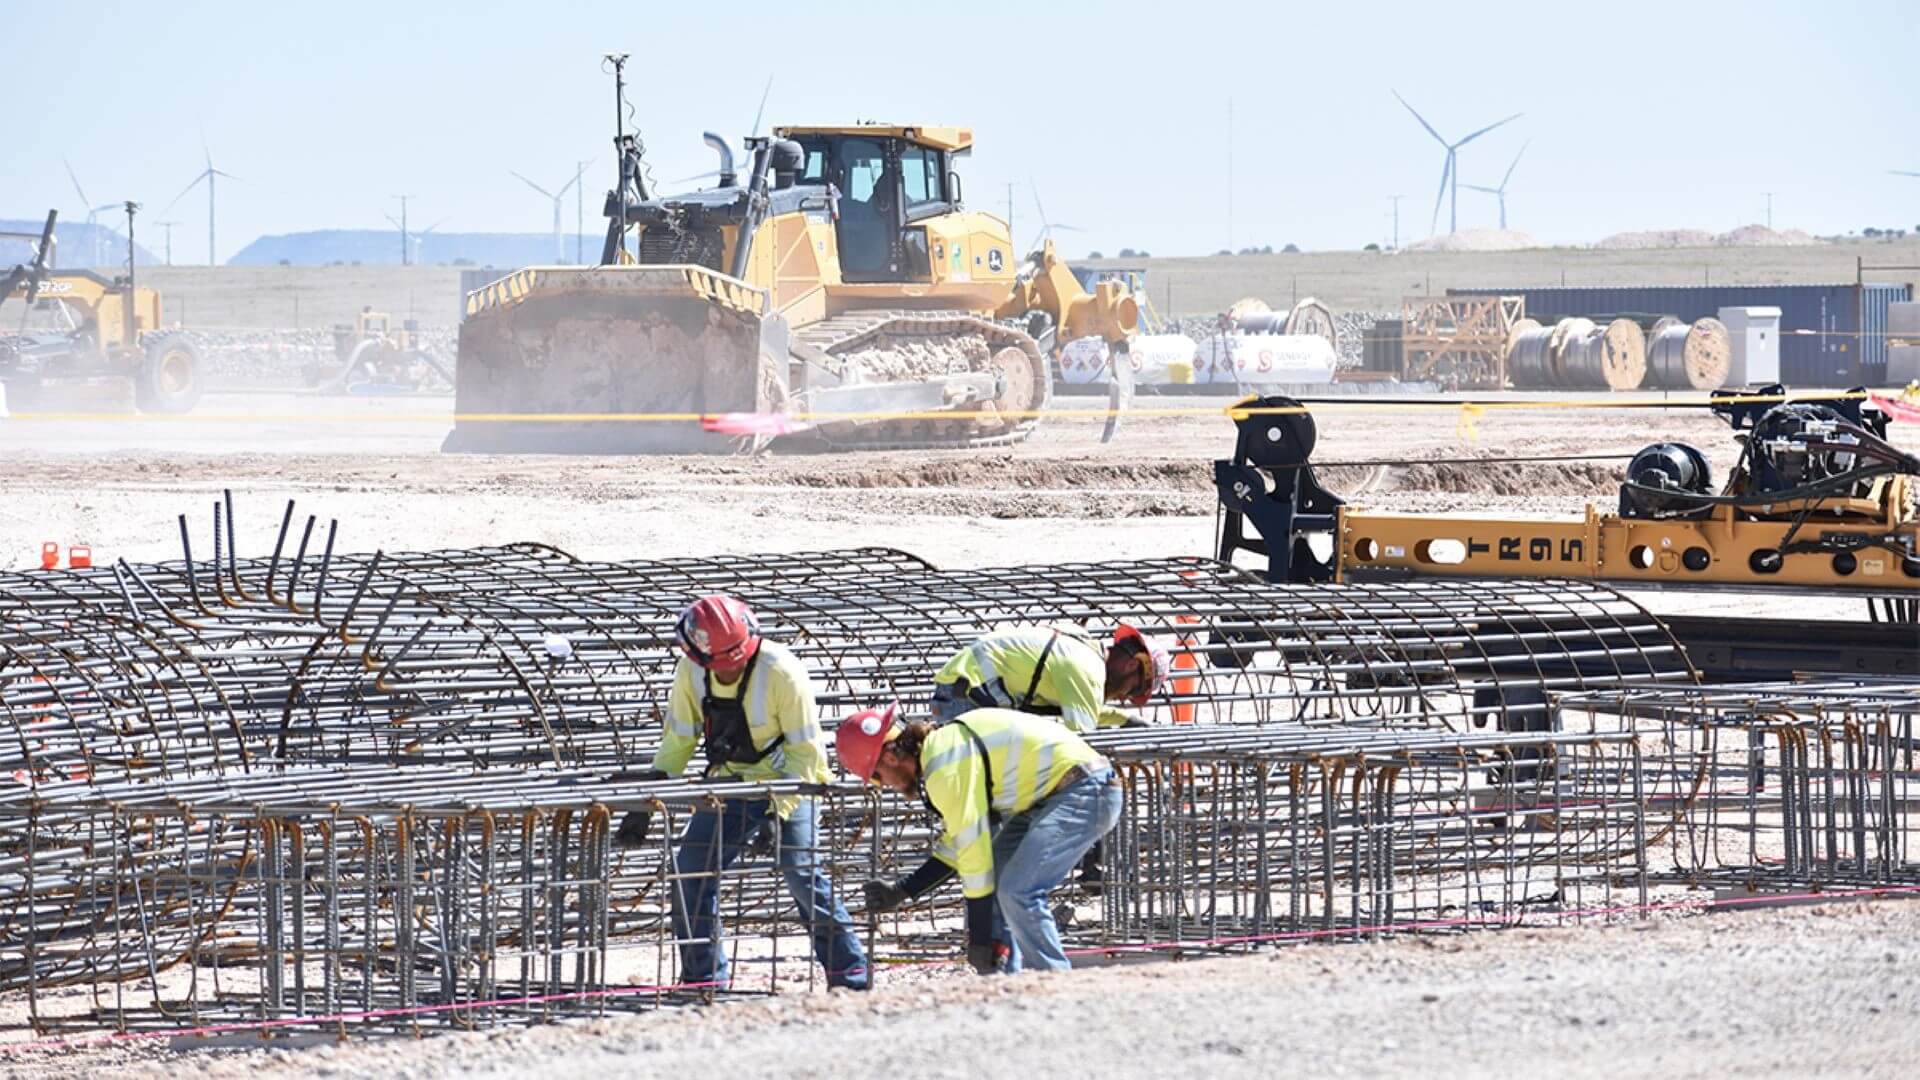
[7,0,1917,262]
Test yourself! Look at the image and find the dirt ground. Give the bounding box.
[6,901,1917,1079]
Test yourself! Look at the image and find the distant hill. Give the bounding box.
[229,230,598,268]
[0,218,163,269]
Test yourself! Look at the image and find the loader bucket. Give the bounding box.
[442,266,788,454]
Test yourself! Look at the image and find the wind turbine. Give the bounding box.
[387,214,448,266]
[511,170,586,263]
[1894,169,1920,179]
[63,159,119,266]
[1393,90,1522,235]
[1461,140,1530,230]
[1025,179,1085,255]
[158,145,239,265]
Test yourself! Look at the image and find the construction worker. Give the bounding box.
[930,623,1171,733]
[613,595,869,991]
[835,703,1123,975]
[931,622,1168,889]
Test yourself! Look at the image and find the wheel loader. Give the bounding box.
[1,210,202,414]
[447,125,1138,453]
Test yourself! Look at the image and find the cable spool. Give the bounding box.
[1283,297,1339,354]
[1506,319,1553,388]
[1598,317,1647,390]
[1546,317,1595,388]
[1646,316,1731,390]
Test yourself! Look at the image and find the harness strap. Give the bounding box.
[1020,629,1062,711]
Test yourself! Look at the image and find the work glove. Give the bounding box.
[863,878,910,914]
[614,810,653,849]
[609,768,670,849]
[965,942,999,976]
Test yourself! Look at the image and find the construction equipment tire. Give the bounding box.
[137,333,204,414]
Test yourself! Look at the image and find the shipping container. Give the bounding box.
[1448,283,1913,387]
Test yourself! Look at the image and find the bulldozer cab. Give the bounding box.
[777,126,972,284]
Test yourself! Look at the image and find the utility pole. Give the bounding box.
[392,194,413,266]
[1389,195,1402,250]
[1226,97,1234,253]
[576,159,592,264]
[122,201,140,346]
[156,221,177,265]
[1006,181,1015,244]
[1763,191,1775,230]
[608,52,632,264]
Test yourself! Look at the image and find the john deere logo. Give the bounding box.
[987,249,1004,272]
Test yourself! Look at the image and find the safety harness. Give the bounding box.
[699,650,783,775]
[962,629,1064,717]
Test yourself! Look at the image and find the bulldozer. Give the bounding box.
[1,211,202,414]
[448,124,1139,453]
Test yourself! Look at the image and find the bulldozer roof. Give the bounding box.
[773,125,973,152]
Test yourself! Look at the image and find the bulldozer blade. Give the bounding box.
[443,266,787,454]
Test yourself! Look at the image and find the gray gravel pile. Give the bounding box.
[180,327,456,385]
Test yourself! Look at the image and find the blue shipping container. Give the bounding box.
[1447,283,1913,387]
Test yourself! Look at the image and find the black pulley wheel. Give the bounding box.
[1236,395,1316,469]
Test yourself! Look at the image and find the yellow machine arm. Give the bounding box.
[995,240,1138,347]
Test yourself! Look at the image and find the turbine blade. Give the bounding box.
[511,171,556,198]
[672,169,720,185]
[1430,154,1452,234]
[1460,184,1500,193]
[1030,177,1053,229]
[210,169,241,181]
[64,158,91,208]
[1455,112,1523,147]
[155,170,209,220]
[1501,140,1530,189]
[421,217,450,234]
[1892,170,1920,178]
[385,213,403,229]
[749,75,774,138]
[1392,90,1447,146]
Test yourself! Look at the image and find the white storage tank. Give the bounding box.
[1717,306,1781,386]
[1057,335,1197,387]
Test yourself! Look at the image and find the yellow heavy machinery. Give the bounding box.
[1,211,201,413]
[448,124,1138,452]
[1214,389,1920,603]
[303,307,454,395]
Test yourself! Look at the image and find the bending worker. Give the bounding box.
[931,623,1170,732]
[614,595,869,992]
[836,703,1123,974]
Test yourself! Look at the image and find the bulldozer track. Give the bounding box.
[794,310,1051,451]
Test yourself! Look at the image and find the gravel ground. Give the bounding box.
[9,901,1915,1079]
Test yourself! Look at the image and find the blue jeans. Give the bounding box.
[990,766,1123,973]
[669,798,870,990]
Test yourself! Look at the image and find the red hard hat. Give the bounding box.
[676,595,762,669]
[1112,623,1172,706]
[834,703,899,781]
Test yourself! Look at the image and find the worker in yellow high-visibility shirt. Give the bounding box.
[614,595,868,991]
[928,622,1167,891]
[835,703,1123,974]
[930,623,1170,733]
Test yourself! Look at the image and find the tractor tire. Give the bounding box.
[137,333,204,414]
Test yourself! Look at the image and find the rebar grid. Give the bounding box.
[2,498,1692,788]
[1562,679,1920,891]
[1,768,883,1033]
[1080,727,1648,952]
